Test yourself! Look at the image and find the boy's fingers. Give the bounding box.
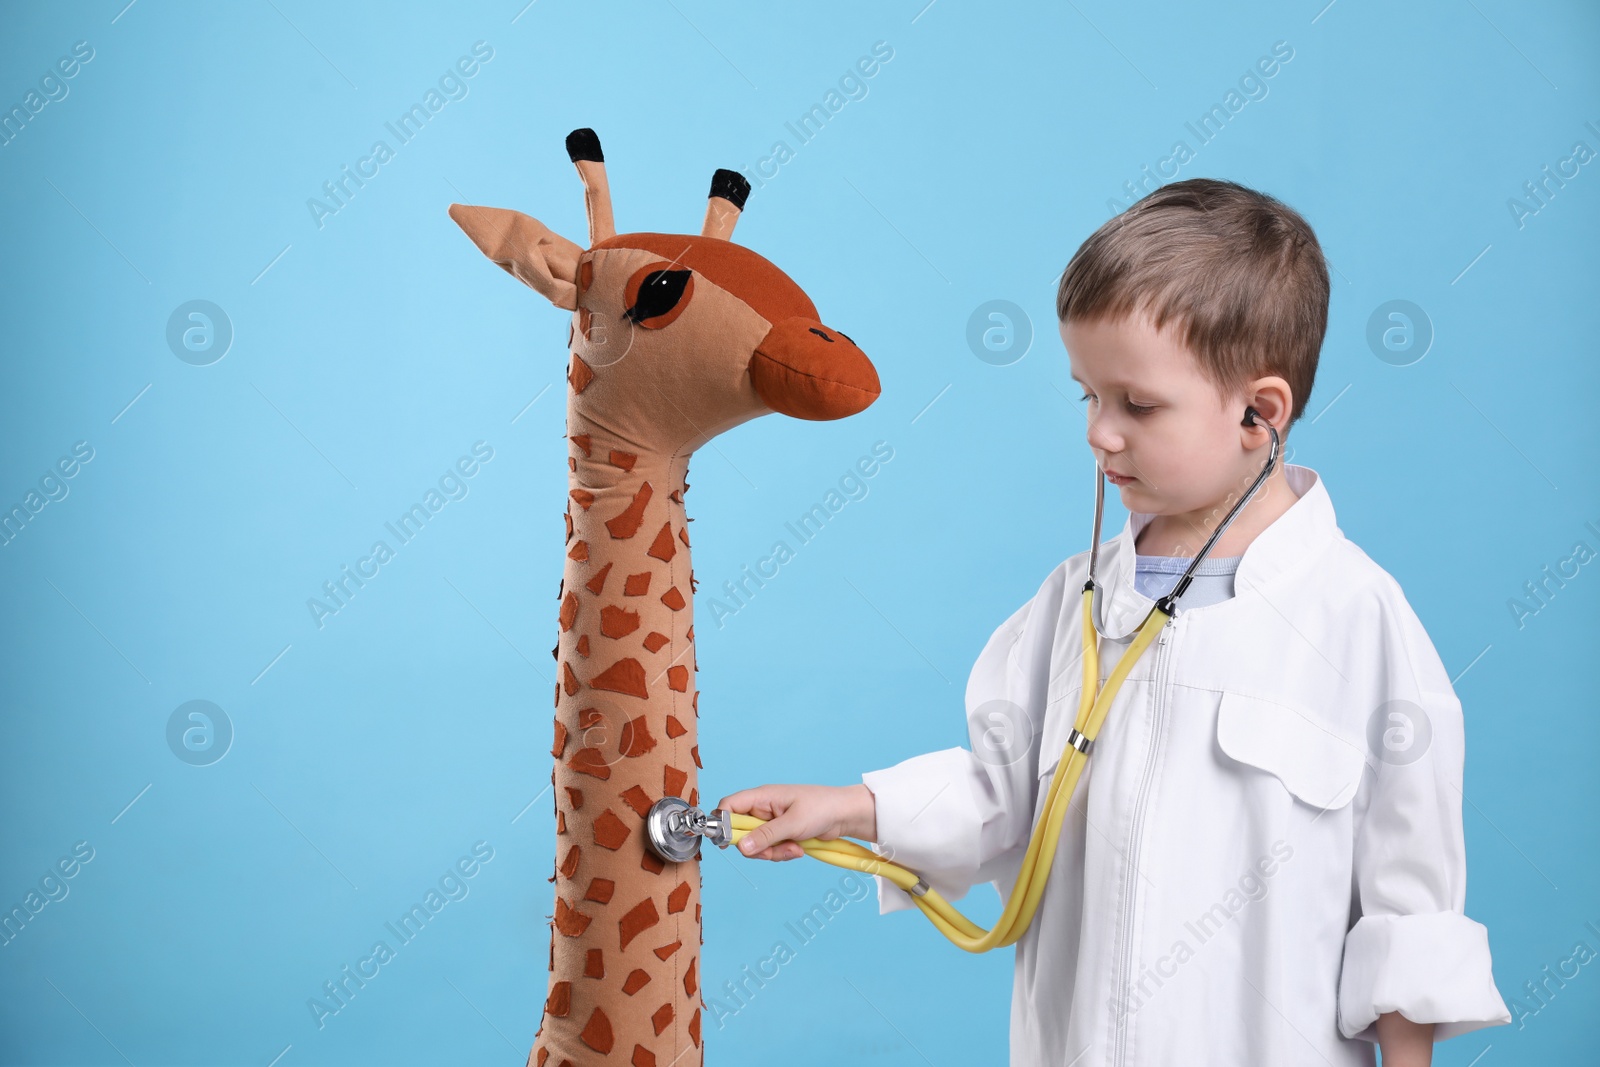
[738,814,803,856]
[737,825,770,854]
[717,787,788,818]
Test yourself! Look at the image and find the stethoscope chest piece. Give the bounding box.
[644,796,733,862]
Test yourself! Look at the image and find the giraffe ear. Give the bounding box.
[448,203,582,310]
[749,317,880,421]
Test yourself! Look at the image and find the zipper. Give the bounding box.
[1110,615,1175,1067]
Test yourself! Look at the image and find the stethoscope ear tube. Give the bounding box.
[1089,410,1281,630]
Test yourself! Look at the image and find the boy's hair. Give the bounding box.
[1055,178,1329,428]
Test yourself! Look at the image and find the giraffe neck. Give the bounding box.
[560,429,698,743]
[539,417,707,1061]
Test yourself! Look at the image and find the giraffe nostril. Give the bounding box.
[807,327,835,343]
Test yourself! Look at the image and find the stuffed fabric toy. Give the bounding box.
[449,128,880,1067]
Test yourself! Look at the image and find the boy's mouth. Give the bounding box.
[1105,470,1136,486]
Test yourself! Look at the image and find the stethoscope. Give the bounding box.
[644,409,1282,952]
[1087,406,1282,638]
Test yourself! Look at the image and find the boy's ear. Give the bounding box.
[448,203,583,310]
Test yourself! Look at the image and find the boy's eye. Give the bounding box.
[1079,391,1154,415]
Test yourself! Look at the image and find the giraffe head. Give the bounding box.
[449,128,881,456]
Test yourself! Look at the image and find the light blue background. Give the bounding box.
[2,1,1596,1064]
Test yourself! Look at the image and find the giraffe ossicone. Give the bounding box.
[449,127,880,1067]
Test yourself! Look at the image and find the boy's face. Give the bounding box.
[1059,310,1286,525]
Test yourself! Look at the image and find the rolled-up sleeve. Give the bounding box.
[1337,679,1512,1042]
[860,570,1063,915]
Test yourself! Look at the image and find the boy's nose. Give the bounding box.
[1085,416,1122,455]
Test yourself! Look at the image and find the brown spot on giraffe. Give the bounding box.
[600,605,640,638]
[619,715,657,758]
[645,522,676,562]
[619,784,653,817]
[606,482,652,539]
[618,897,659,951]
[554,897,590,937]
[566,748,611,781]
[569,354,595,393]
[450,127,877,1067]
[579,1006,614,1053]
[589,657,648,698]
[666,882,691,914]
[592,809,630,850]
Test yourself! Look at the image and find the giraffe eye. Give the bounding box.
[623,262,694,329]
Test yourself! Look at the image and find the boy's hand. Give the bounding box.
[715,783,877,861]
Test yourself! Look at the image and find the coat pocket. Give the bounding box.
[1215,690,1367,810]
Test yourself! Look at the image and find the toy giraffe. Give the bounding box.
[448,128,880,1067]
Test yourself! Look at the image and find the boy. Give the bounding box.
[718,179,1512,1066]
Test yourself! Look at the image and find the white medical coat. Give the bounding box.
[861,464,1511,1066]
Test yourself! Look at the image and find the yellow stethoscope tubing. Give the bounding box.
[728,588,1172,953]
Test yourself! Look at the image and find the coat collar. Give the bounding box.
[1093,463,1339,636]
